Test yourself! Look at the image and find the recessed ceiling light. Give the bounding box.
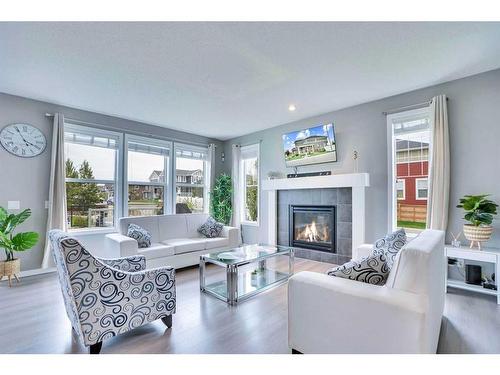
[288,104,296,112]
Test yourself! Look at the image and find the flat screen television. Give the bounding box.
[282,123,337,167]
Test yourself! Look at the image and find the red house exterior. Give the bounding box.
[395,140,429,224]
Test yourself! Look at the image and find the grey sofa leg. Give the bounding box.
[291,348,302,354]
[90,341,102,354]
[161,315,173,328]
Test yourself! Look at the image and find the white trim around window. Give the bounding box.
[124,134,172,216]
[64,122,123,233]
[387,106,431,231]
[415,177,429,200]
[173,142,210,214]
[239,143,260,226]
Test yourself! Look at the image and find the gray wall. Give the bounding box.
[0,93,224,271]
[223,69,500,248]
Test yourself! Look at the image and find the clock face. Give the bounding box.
[0,123,47,158]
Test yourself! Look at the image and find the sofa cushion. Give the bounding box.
[163,238,206,254]
[372,228,407,268]
[138,243,175,259]
[326,253,390,286]
[186,213,210,237]
[120,216,160,243]
[198,217,224,238]
[157,215,188,241]
[204,237,229,250]
[127,223,152,248]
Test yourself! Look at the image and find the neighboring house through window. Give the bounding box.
[125,135,171,217]
[63,123,212,231]
[174,144,208,214]
[64,123,122,230]
[387,107,431,233]
[240,143,260,225]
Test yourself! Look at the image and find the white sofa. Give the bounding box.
[288,229,445,354]
[106,213,240,269]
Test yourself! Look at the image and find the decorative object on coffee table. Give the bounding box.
[0,207,39,286]
[457,194,498,249]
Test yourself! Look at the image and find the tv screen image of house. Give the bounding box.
[282,123,337,167]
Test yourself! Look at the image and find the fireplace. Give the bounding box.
[289,205,336,252]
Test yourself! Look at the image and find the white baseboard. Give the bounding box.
[20,267,56,278]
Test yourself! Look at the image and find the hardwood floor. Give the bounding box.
[1,258,499,354]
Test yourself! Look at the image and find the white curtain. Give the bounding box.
[41,113,67,268]
[426,95,450,230]
[231,144,242,237]
[206,143,216,213]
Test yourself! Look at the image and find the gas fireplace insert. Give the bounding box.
[289,205,336,252]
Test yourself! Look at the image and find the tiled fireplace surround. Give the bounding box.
[277,188,352,265]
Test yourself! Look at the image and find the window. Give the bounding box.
[240,144,260,224]
[126,136,171,217]
[416,178,428,200]
[396,179,405,200]
[175,145,208,214]
[387,107,431,233]
[64,124,122,231]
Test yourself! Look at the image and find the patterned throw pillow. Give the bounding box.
[372,228,407,267]
[127,223,152,248]
[198,217,224,238]
[326,253,390,286]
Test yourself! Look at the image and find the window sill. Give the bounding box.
[68,228,117,236]
[241,221,259,227]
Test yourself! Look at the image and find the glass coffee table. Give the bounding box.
[200,244,294,305]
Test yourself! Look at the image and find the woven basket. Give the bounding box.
[463,224,493,243]
[0,259,20,277]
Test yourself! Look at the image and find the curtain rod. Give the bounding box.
[45,113,215,148]
[382,97,448,116]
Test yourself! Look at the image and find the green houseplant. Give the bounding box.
[210,173,233,225]
[0,207,39,286]
[457,194,498,249]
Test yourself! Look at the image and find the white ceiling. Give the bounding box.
[1,22,500,140]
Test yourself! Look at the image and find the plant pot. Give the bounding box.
[463,224,493,250]
[0,258,21,287]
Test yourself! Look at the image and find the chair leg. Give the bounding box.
[291,348,302,354]
[89,341,103,354]
[161,315,172,328]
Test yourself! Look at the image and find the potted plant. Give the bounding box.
[457,195,498,249]
[210,173,233,225]
[0,207,39,286]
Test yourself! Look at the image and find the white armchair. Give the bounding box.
[288,229,445,354]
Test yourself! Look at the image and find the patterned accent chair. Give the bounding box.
[49,229,176,354]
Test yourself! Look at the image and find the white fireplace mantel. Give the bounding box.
[262,173,370,253]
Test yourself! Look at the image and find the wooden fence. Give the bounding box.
[397,204,427,223]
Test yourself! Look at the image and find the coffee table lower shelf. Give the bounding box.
[202,268,290,304]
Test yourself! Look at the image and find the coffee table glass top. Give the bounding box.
[202,244,292,266]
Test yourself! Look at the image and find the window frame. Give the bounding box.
[173,142,210,214]
[387,107,431,232]
[64,122,123,233]
[396,178,406,200]
[415,177,429,200]
[124,134,172,217]
[239,143,260,226]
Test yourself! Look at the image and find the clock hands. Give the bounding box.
[14,126,36,148]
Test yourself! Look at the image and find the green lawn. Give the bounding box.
[397,220,426,229]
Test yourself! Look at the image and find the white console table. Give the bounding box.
[445,245,500,304]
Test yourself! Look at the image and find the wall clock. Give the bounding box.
[0,123,47,158]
